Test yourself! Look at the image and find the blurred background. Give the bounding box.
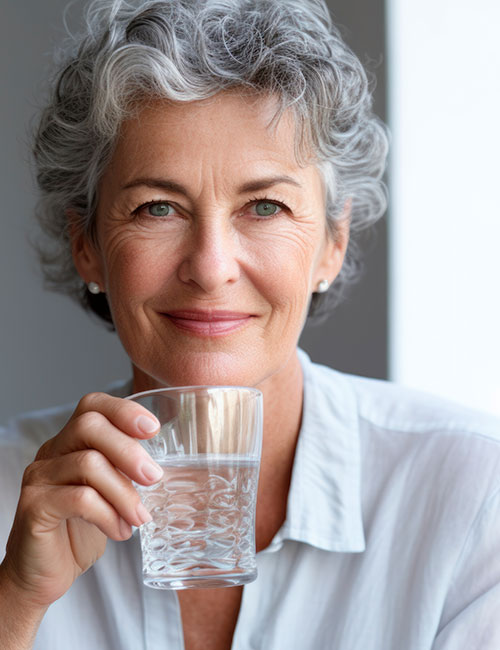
[1,0,499,421]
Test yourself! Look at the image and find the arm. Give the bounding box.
[0,565,47,650]
[0,393,161,647]
[432,485,500,649]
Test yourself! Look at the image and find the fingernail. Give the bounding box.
[136,414,160,435]
[119,518,132,539]
[141,460,164,483]
[136,502,153,525]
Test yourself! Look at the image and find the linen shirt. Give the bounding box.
[1,349,500,649]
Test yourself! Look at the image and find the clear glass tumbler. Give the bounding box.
[128,385,263,590]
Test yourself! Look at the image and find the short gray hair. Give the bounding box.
[33,0,389,326]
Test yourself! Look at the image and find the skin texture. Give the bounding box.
[0,394,162,649]
[72,92,348,394]
[0,91,349,650]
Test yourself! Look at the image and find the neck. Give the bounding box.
[257,348,304,449]
[253,349,304,550]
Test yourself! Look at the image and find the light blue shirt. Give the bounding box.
[1,349,500,649]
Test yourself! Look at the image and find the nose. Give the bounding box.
[177,215,241,293]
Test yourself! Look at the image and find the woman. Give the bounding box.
[1,0,499,648]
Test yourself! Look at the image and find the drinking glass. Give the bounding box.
[128,385,263,590]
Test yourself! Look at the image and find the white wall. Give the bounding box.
[388,0,500,415]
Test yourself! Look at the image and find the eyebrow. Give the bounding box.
[121,175,303,195]
[238,175,303,193]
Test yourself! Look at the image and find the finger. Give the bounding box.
[71,392,160,439]
[24,452,153,528]
[19,484,133,542]
[37,412,163,486]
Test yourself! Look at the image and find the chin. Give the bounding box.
[135,349,267,390]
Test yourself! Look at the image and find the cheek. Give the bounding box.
[243,228,319,302]
[101,232,181,311]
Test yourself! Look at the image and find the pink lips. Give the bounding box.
[164,310,253,336]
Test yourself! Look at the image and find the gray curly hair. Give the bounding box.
[33,0,388,326]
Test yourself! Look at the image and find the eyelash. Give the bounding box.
[131,196,290,219]
[247,196,289,218]
[131,199,171,217]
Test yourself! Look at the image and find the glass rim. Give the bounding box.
[126,385,263,401]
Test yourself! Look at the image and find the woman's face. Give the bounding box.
[73,92,348,390]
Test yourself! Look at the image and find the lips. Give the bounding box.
[163,310,254,336]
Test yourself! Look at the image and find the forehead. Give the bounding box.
[111,92,313,177]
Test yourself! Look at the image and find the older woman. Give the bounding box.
[1,0,500,649]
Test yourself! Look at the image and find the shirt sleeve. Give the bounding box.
[432,484,500,649]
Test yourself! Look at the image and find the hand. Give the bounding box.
[0,392,162,610]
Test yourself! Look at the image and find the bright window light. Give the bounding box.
[387,0,500,416]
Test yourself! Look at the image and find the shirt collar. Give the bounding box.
[266,348,365,554]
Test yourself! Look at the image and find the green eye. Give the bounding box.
[147,203,172,217]
[255,201,280,217]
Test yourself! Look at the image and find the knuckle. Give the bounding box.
[72,485,96,510]
[75,410,107,431]
[77,449,108,474]
[18,484,44,519]
[21,461,43,486]
[77,392,104,412]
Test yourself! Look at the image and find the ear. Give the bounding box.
[313,200,351,289]
[67,210,105,289]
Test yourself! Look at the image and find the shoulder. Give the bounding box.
[301,349,500,443]
[347,373,500,442]
[347,374,500,499]
[300,350,500,497]
[302,352,500,530]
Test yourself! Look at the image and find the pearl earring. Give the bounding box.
[316,279,329,294]
[87,281,101,295]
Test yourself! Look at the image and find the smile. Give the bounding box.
[163,310,254,337]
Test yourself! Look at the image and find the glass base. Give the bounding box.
[144,569,257,590]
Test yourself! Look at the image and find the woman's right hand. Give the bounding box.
[0,392,162,611]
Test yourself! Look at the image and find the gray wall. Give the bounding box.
[300,0,388,379]
[0,0,387,422]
